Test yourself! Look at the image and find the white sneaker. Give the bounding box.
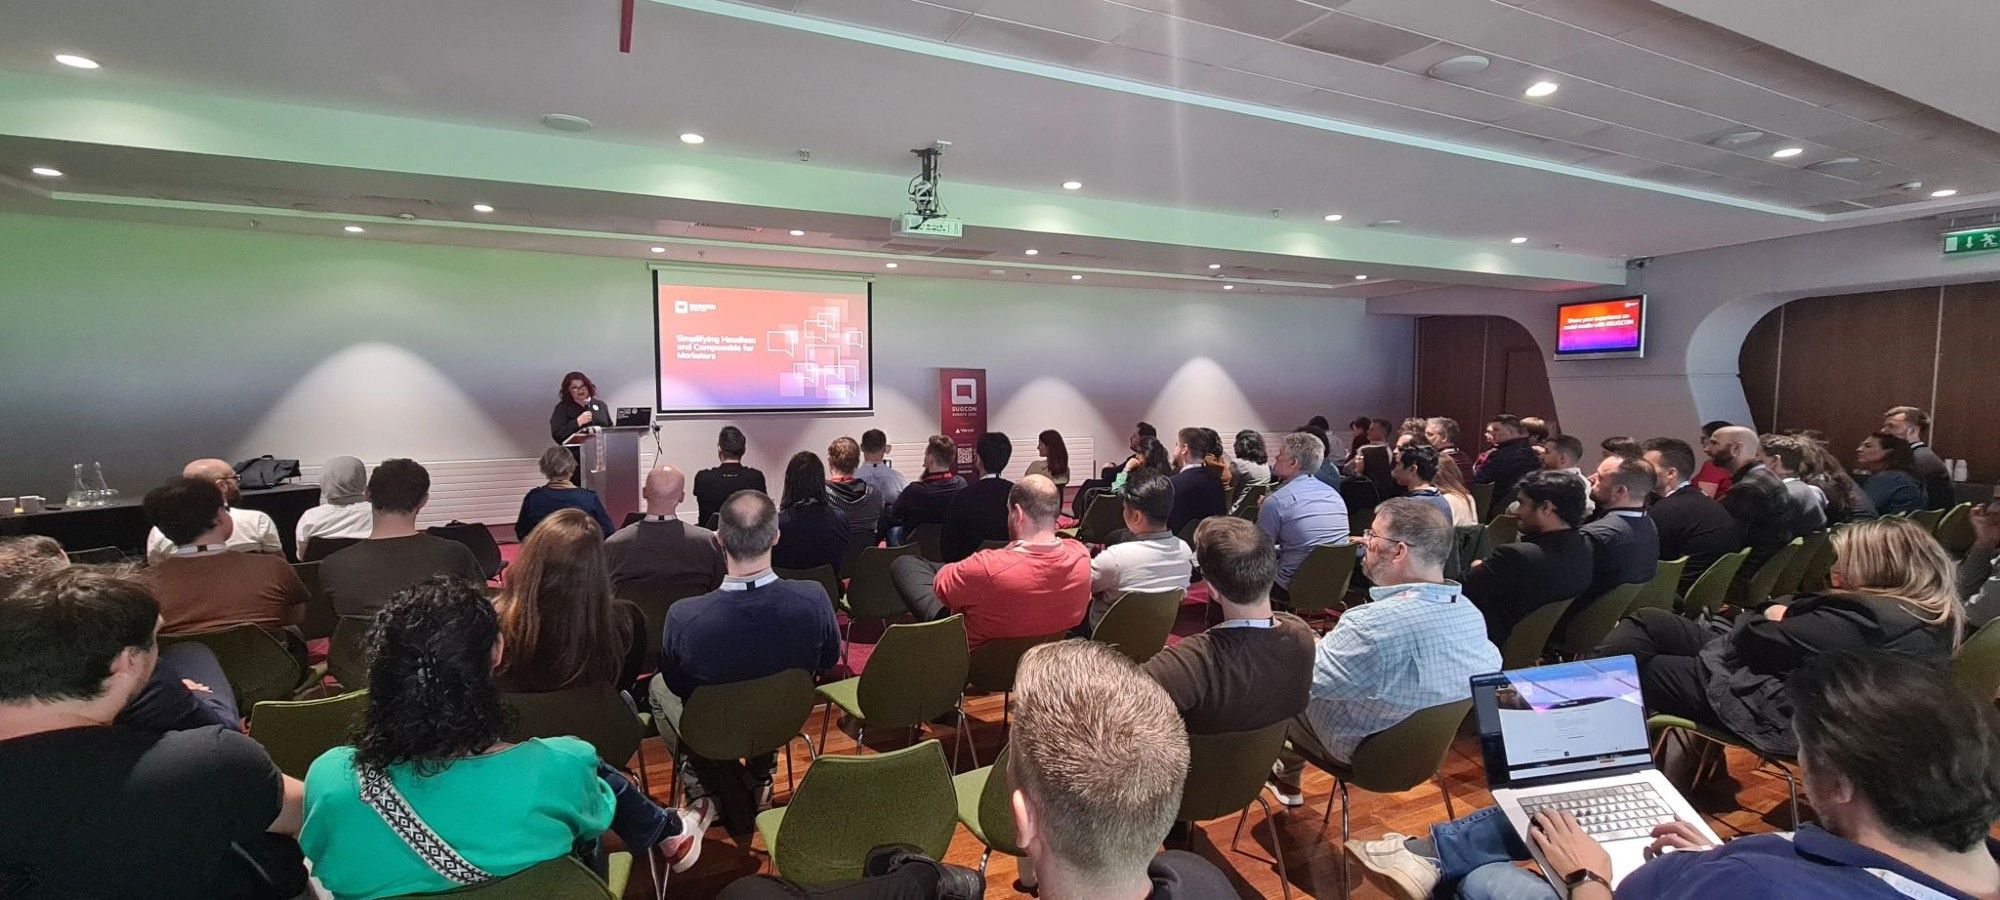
[1265,761,1304,807]
[1346,834,1441,900]
[660,806,710,874]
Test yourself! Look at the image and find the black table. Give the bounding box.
[1,483,322,560]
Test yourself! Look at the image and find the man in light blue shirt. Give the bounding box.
[855,429,908,513]
[1257,431,1351,601]
[1269,497,1501,805]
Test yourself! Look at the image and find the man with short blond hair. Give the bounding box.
[144,458,281,564]
[824,436,883,539]
[1882,405,1953,510]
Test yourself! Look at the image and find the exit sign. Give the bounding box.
[1944,227,2000,255]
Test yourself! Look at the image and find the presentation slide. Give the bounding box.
[653,273,872,413]
[1556,298,1644,354]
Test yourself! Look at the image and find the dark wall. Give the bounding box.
[1414,315,1559,443]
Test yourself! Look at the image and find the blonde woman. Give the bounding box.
[1433,454,1480,527]
[1594,517,1960,757]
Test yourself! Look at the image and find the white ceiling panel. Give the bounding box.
[1113,0,1334,41]
[948,15,1102,65]
[1282,13,1440,65]
[792,0,972,39]
[975,0,1149,41]
[1334,0,1514,42]
[1109,14,1272,68]
[1520,0,1679,38]
[1231,40,1384,91]
[1451,10,1607,65]
[1611,13,1758,71]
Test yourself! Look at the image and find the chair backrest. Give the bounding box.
[1174,517,1207,549]
[1485,514,1520,548]
[1469,482,1496,524]
[392,856,613,899]
[1090,588,1186,663]
[249,690,369,779]
[1556,583,1644,659]
[1798,531,1841,593]
[426,522,504,581]
[839,534,879,576]
[1346,698,1475,794]
[328,615,374,691]
[160,624,305,716]
[972,746,1021,856]
[773,740,958,885]
[857,616,971,729]
[1680,548,1751,619]
[678,669,819,762]
[1937,503,1976,558]
[1231,482,1272,520]
[911,523,945,562]
[300,535,362,563]
[65,546,130,565]
[1773,532,1828,598]
[968,632,1066,694]
[1075,493,1127,545]
[501,686,645,769]
[613,580,712,660]
[1953,618,2000,703]
[1911,508,1946,535]
[1627,557,1688,617]
[843,544,921,621]
[1740,537,1806,607]
[775,565,844,608]
[293,560,339,641]
[1445,524,1491,583]
[1286,543,1357,616]
[1175,720,1290,823]
[1499,599,1574,670]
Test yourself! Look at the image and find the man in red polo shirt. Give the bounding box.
[891,474,1090,648]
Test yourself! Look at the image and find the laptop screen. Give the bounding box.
[1473,655,1652,786]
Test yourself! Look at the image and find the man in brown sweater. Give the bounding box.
[1142,517,1314,735]
[141,477,308,636]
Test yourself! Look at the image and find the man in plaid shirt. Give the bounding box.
[1268,497,1501,805]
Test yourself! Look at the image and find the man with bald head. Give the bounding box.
[144,458,281,564]
[606,465,726,600]
[1704,425,1796,575]
[892,474,1090,649]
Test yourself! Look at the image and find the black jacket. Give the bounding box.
[550,397,611,444]
[1721,462,1794,575]
[824,478,881,539]
[1911,443,1955,511]
[692,462,767,526]
[1462,527,1594,645]
[1649,484,1745,593]
[1471,437,1540,508]
[1167,466,1227,534]
[772,501,850,574]
[1579,510,1660,602]
[941,476,1013,562]
[890,473,966,530]
[1144,850,1237,899]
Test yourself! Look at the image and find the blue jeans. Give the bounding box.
[598,763,679,849]
[1430,806,1558,900]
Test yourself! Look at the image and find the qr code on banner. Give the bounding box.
[957,447,974,466]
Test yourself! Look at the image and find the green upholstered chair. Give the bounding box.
[501,686,652,792]
[775,565,844,609]
[1937,503,1975,558]
[1680,547,1751,618]
[293,561,339,642]
[248,689,368,779]
[755,740,957,885]
[327,615,374,692]
[1174,721,1295,900]
[1288,543,1358,624]
[668,668,821,805]
[1737,538,1805,607]
[1070,493,1127,545]
[1292,699,1472,897]
[160,623,311,717]
[1797,531,1840,593]
[952,746,1020,878]
[1469,482,1496,524]
[1090,588,1186,664]
[1626,558,1688,617]
[1484,514,1519,548]
[816,616,972,765]
[1648,714,1799,830]
[1555,583,1644,660]
[910,523,945,562]
[1499,599,1573,670]
[614,580,712,661]
[1953,618,2000,703]
[1772,533,1828,598]
[389,853,629,898]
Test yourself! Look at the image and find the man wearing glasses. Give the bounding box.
[144,458,283,564]
[1267,497,1502,806]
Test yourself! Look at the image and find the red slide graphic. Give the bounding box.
[655,281,872,412]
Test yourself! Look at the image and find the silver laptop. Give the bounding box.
[1472,655,1720,894]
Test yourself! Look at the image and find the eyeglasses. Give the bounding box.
[1361,529,1405,548]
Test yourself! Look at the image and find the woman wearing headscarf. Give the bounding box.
[296,456,373,561]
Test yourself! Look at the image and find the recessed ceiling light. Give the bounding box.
[1070,274,1083,280]
[1510,236,1529,244]
[1770,147,1804,159]
[29,166,62,177]
[343,225,365,234]
[1427,54,1491,79]
[1207,263,1222,269]
[471,203,494,213]
[54,54,99,70]
[1061,181,1082,191]
[1323,213,1343,222]
[1354,274,1368,280]
[540,113,592,132]
[884,262,898,269]
[1931,188,1959,198]
[1708,130,1765,148]
[788,229,805,236]
[1524,81,1559,98]
[649,246,666,253]
[1222,284,1235,290]
[1024,248,1039,256]
[679,133,705,145]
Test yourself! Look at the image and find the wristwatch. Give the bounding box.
[1563,868,1612,892]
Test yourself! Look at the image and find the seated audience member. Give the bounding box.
[1470,415,1540,509]
[606,465,725,600]
[1099,421,1158,483]
[1270,499,1501,805]
[295,455,373,560]
[1227,429,1272,513]
[1462,471,1593,645]
[1883,405,1955,510]
[0,567,308,898]
[1565,456,1659,633]
[494,509,644,693]
[1110,434,1173,496]
[1434,454,1481,527]
[693,425,767,526]
[886,435,966,541]
[1145,517,1312,735]
[1349,419,1397,499]
[1393,444,1453,524]
[941,432,1014,562]
[1705,426,1795,574]
[1084,471,1194,631]
[824,436,883,540]
[1347,651,2000,900]
[1425,417,1474,477]
[304,578,705,899]
[1011,641,1237,898]
[1258,431,1351,602]
[854,428,908,511]
[1340,415,1371,466]
[1168,427,1228,533]
[142,477,309,636]
[1594,517,1961,757]
[1964,487,2000,628]
[1855,431,1929,518]
[772,451,851,574]
[1798,433,1874,522]
[1518,416,1552,451]
[1690,420,1736,497]
[1641,437,1744,593]
[1508,434,1594,518]
[320,458,485,621]
[145,457,282,564]
[1024,429,1071,489]
[515,445,615,540]
[652,490,842,838]
[1761,434,1828,535]
[0,534,66,598]
[893,475,1089,649]
[1308,422,1349,489]
[1600,435,1643,463]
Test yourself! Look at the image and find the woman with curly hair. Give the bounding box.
[300,578,708,898]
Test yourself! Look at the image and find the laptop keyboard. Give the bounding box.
[1520,784,1675,841]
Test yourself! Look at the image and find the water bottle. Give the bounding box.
[66,463,90,509]
[91,461,118,504]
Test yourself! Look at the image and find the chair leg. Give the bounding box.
[1255,793,1293,900]
[1231,808,1248,852]
[634,740,651,798]
[1436,772,1457,819]
[956,705,981,769]
[818,705,832,757]
[977,848,992,881]
[783,738,796,800]
[855,726,865,752]
[669,748,684,809]
[1338,780,1352,900]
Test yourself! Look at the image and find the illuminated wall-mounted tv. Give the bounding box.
[1554,296,1646,361]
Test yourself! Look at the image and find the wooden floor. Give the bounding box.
[620,690,1811,899]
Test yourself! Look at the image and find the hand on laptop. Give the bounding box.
[1643,821,1716,859]
[1529,810,1611,888]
